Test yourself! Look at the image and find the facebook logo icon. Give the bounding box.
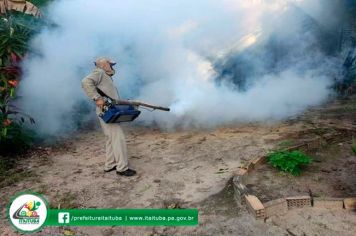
[58,212,70,224]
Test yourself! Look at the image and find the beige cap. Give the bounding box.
[95,57,116,65]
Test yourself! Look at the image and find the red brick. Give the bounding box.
[246,162,255,173]
[245,195,266,219]
[286,195,311,209]
[344,198,356,210]
[313,198,344,209]
[234,168,248,176]
[251,156,267,167]
[264,198,288,217]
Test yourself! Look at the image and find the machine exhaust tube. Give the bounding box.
[97,88,170,112]
[126,101,170,111]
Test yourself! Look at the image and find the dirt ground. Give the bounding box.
[0,98,356,235]
[246,97,356,202]
[246,141,356,202]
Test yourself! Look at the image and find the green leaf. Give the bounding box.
[268,150,312,176]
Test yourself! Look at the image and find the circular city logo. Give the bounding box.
[7,192,48,233]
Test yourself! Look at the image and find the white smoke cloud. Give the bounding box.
[19,0,342,135]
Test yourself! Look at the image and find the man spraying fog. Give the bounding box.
[81,57,136,177]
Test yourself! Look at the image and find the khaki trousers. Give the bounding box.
[99,119,129,172]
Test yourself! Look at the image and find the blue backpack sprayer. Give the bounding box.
[96,89,170,123]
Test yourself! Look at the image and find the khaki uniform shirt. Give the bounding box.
[82,68,120,114]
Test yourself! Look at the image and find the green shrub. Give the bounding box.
[267,150,312,176]
[0,121,35,155]
[0,12,42,154]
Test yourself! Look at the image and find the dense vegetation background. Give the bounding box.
[0,0,355,155]
[0,0,52,154]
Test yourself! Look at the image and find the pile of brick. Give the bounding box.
[246,194,355,220]
[233,128,356,220]
[233,164,356,220]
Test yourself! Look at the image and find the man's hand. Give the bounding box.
[95,98,105,109]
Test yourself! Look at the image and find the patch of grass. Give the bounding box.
[0,169,36,188]
[277,139,294,149]
[0,157,37,187]
[352,138,356,155]
[0,158,13,175]
[312,192,321,197]
[50,191,80,209]
[0,149,52,189]
[342,103,356,112]
[267,150,312,176]
[311,127,335,136]
[0,146,52,188]
[28,184,49,195]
